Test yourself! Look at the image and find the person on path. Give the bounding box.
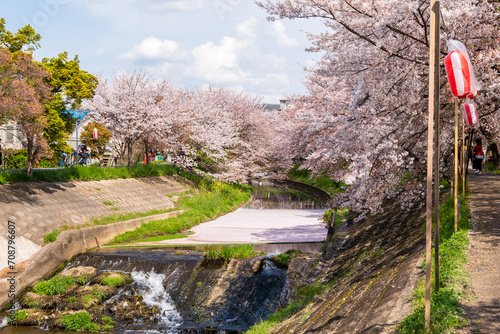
[77,140,89,165]
[472,138,484,174]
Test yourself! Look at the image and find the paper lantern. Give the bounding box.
[445,50,471,98]
[93,128,98,139]
[467,88,478,100]
[463,102,479,128]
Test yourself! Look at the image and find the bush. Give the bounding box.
[1,149,56,169]
[2,149,27,169]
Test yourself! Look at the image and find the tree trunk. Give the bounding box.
[24,138,38,177]
[490,143,500,169]
[127,140,133,170]
[144,139,150,165]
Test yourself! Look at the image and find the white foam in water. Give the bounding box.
[0,316,8,328]
[130,270,183,330]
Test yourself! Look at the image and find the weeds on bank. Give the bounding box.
[274,249,302,268]
[43,229,61,244]
[207,244,261,264]
[110,183,252,244]
[286,163,345,196]
[32,276,81,296]
[395,194,471,334]
[0,164,180,184]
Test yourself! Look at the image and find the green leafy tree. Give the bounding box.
[41,52,98,159]
[81,121,111,166]
[0,18,41,52]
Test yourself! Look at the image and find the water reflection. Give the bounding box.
[247,183,325,210]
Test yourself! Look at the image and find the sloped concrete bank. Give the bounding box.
[273,199,426,333]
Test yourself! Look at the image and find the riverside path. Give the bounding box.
[463,171,500,333]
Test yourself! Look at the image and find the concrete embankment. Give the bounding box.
[0,176,189,308]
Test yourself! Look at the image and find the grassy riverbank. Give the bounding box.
[286,163,344,196]
[395,194,471,333]
[0,164,190,184]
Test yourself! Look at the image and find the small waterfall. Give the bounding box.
[130,270,182,328]
[0,317,7,329]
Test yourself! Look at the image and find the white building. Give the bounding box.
[0,123,24,149]
[67,115,92,150]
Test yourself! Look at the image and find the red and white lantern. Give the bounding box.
[463,102,479,128]
[445,50,472,98]
[93,128,98,139]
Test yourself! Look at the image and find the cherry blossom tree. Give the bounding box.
[166,86,269,180]
[88,70,176,168]
[88,70,273,180]
[256,0,500,215]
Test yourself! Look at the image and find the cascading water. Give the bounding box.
[129,270,182,330]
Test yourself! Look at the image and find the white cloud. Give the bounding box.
[235,17,258,40]
[119,37,190,61]
[270,21,300,47]
[188,36,250,84]
[116,17,294,101]
[74,0,204,14]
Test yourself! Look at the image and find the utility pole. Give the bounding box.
[426,0,440,331]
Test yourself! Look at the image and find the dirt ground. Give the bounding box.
[463,172,500,333]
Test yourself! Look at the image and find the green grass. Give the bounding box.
[87,208,175,227]
[101,276,124,287]
[395,194,472,333]
[207,244,261,264]
[109,184,251,244]
[43,229,61,244]
[8,310,29,324]
[274,249,302,268]
[59,312,99,332]
[32,275,78,296]
[286,163,345,196]
[135,233,189,242]
[0,164,180,184]
[322,208,349,226]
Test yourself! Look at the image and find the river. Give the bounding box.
[0,182,327,333]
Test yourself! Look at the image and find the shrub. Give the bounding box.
[2,149,27,169]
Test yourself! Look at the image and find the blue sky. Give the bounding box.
[2,0,325,104]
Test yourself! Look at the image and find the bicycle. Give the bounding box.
[61,151,88,167]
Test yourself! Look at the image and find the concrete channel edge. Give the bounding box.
[0,210,183,308]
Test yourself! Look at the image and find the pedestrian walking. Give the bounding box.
[473,138,484,174]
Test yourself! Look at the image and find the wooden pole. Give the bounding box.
[426,0,440,330]
[455,99,459,232]
[462,119,466,196]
